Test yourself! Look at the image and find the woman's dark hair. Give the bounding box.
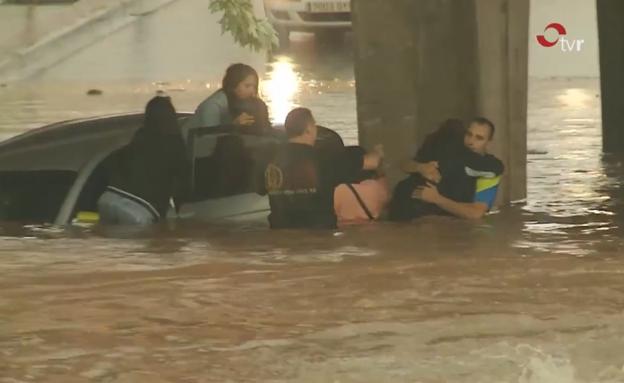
[233,97,271,134]
[415,118,466,162]
[222,63,259,115]
[130,95,180,144]
[142,95,179,136]
[128,95,185,172]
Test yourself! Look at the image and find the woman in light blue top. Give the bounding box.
[182,63,262,141]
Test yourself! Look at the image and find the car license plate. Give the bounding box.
[308,1,350,13]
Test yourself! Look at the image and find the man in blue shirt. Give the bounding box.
[390,117,503,220]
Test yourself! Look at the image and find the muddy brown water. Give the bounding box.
[0,12,623,381]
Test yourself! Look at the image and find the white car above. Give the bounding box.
[264,0,351,45]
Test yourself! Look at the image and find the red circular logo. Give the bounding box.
[536,22,567,47]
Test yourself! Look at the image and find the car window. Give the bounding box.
[188,130,283,201]
[0,170,76,223]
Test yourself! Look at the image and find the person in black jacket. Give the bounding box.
[389,117,504,220]
[264,107,382,229]
[97,94,190,225]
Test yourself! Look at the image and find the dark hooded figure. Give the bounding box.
[388,119,465,220]
[416,118,473,202]
[97,95,190,225]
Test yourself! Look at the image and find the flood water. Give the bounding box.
[1,2,624,382]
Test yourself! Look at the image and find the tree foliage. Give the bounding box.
[209,0,278,51]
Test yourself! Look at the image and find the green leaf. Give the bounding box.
[209,0,278,52]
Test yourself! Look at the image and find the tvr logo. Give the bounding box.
[536,22,585,52]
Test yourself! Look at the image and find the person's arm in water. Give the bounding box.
[413,182,488,219]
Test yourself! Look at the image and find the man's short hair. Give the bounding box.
[285,108,315,138]
[470,117,495,140]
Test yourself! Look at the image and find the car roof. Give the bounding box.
[0,113,192,172]
[0,114,341,174]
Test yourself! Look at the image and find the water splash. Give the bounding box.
[518,346,577,383]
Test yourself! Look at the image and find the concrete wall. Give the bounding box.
[597,0,624,153]
[0,0,175,82]
[352,0,479,184]
[0,0,269,83]
[475,0,528,203]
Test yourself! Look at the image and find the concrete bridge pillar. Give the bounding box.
[597,0,624,154]
[351,0,529,204]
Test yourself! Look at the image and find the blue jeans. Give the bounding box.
[97,190,157,225]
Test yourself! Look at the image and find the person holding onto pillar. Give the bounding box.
[389,117,504,220]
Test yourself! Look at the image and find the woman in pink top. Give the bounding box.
[313,130,388,224]
[334,177,389,223]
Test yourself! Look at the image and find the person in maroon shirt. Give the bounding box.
[265,108,382,229]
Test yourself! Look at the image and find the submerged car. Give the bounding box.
[0,113,285,225]
[0,114,343,226]
[263,0,351,45]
